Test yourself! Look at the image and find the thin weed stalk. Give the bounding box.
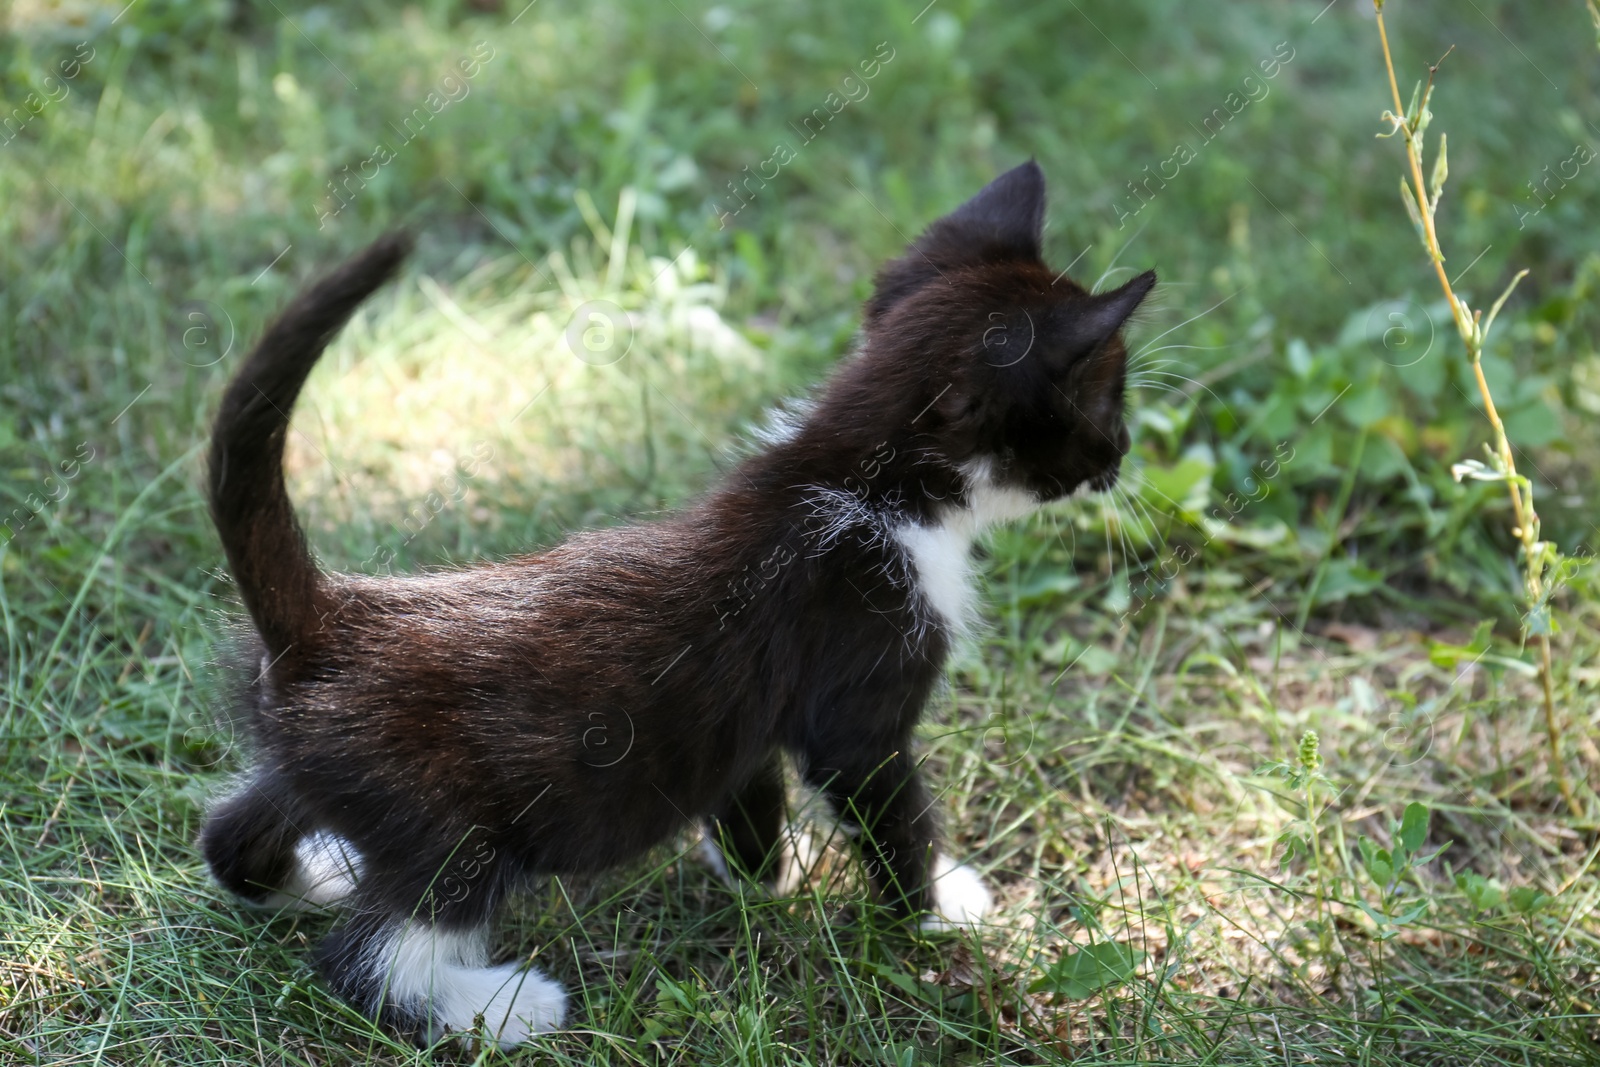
[1370,0,1582,818]
[1300,732,1331,955]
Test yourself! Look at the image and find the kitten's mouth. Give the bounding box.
[1086,466,1120,494]
[1054,467,1118,502]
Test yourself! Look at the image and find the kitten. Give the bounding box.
[200,160,1154,1046]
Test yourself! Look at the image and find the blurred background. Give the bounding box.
[3,1,1598,1064]
[5,0,1596,611]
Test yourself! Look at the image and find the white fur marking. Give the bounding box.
[696,825,733,885]
[892,458,1038,634]
[920,854,994,931]
[895,520,980,634]
[262,831,363,911]
[802,485,892,555]
[374,923,566,1045]
[773,821,825,896]
[751,396,816,447]
[960,458,1040,527]
[697,820,824,896]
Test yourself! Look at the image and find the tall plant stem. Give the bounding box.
[1372,3,1580,817]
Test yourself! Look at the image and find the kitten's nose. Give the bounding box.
[1116,424,1131,454]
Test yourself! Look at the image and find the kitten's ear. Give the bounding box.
[1060,270,1158,358]
[938,159,1047,259]
[866,160,1047,322]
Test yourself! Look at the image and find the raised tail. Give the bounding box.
[208,232,413,660]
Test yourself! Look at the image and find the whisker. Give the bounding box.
[1106,485,1139,566]
[1120,480,1169,560]
[1126,361,1201,382]
[1118,475,1176,554]
[1049,508,1078,563]
[1111,481,1150,545]
[1125,379,1190,399]
[1133,290,1240,357]
[1125,376,1187,391]
[1109,488,1166,605]
[1106,491,1139,585]
[1126,369,1237,418]
[1125,468,1201,534]
[1099,495,1124,589]
[1093,222,1147,293]
[1126,371,1184,383]
[1129,343,1232,369]
[1108,481,1138,532]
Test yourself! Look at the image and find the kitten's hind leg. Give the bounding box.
[318,860,565,1045]
[201,771,305,904]
[707,756,787,885]
[200,772,361,911]
[266,830,364,910]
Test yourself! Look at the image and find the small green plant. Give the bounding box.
[1371,0,1585,817]
[1028,941,1142,999]
[1355,802,1446,941]
[1456,873,1555,919]
[1349,801,1447,1032]
[1263,730,1339,954]
[1456,871,1504,912]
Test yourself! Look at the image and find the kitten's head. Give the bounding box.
[859,161,1155,504]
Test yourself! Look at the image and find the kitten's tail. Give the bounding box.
[208,232,413,660]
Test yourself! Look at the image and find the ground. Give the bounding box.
[4,1,1600,1064]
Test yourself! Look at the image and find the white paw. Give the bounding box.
[377,924,566,1046]
[919,855,993,932]
[696,824,734,885]
[442,962,567,1047]
[771,823,824,896]
[697,820,823,895]
[261,832,362,911]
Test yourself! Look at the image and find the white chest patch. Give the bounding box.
[891,460,1038,635]
[894,519,980,635]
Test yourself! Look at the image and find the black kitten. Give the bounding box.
[200,160,1155,1045]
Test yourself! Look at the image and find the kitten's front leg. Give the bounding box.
[802,746,991,927]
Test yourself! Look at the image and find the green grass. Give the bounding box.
[4,0,1600,1063]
